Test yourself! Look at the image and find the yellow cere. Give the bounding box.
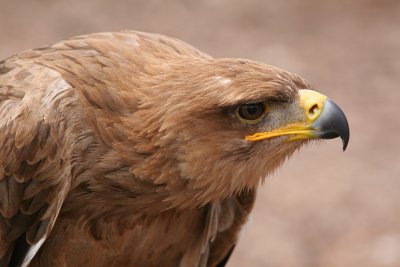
[298,89,327,123]
[245,90,328,142]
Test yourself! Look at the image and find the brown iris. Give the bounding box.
[236,102,267,123]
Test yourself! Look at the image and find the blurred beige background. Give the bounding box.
[1,0,399,266]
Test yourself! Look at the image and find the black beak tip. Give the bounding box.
[333,102,350,152]
[342,133,349,151]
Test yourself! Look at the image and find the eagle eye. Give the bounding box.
[236,102,267,123]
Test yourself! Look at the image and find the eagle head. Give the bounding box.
[113,54,349,209]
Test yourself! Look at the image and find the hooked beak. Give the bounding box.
[245,90,350,150]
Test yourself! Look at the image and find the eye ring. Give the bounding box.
[236,102,267,124]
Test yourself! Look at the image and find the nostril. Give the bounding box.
[309,104,319,115]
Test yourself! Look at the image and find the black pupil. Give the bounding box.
[246,105,259,115]
[239,103,265,120]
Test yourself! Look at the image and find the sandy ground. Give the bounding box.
[1,0,399,266]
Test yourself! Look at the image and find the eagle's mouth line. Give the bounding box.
[245,125,316,142]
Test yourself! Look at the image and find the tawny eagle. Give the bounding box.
[0,31,349,267]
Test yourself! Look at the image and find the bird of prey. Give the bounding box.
[0,31,349,267]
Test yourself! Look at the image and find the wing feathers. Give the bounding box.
[20,187,53,215]
[0,176,24,218]
[0,61,73,266]
[23,180,46,200]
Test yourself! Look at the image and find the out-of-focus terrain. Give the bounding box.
[1,0,399,266]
